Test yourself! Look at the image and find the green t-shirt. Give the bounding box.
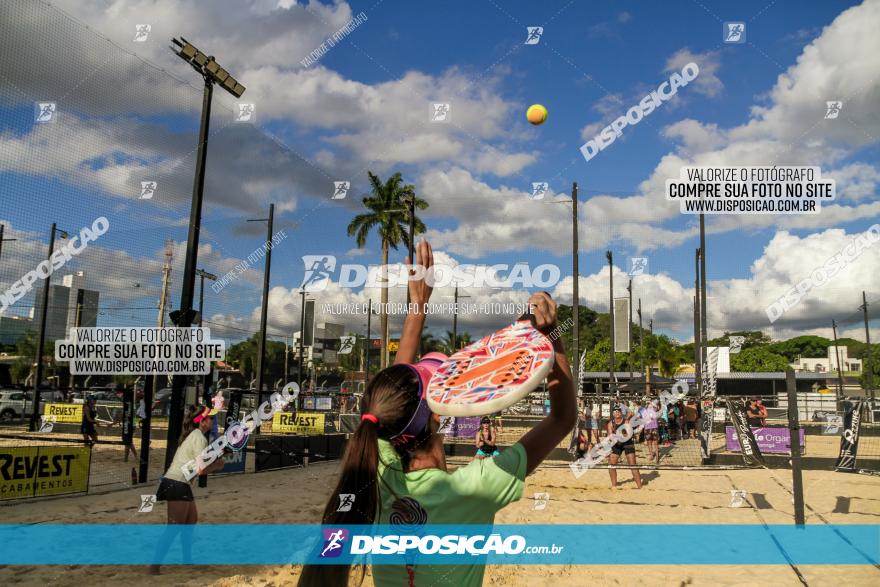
[372,439,527,587]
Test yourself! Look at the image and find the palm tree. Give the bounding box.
[642,335,686,378]
[439,330,473,355]
[348,172,427,369]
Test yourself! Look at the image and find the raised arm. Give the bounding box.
[516,293,578,475]
[394,239,434,366]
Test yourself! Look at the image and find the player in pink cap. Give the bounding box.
[300,240,577,587]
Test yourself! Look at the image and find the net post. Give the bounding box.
[786,369,806,525]
[139,375,154,484]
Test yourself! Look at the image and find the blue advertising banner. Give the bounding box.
[214,447,246,474]
[0,524,876,565]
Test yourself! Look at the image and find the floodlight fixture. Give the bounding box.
[170,37,246,98]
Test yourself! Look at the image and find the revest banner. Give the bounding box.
[272,412,324,435]
[0,445,91,500]
[43,403,83,423]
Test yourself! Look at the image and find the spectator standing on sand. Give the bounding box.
[643,400,660,463]
[685,399,698,439]
[756,399,768,426]
[746,399,763,428]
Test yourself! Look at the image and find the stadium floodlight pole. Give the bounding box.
[860,291,874,402]
[606,250,615,396]
[247,203,274,409]
[30,224,68,431]
[832,319,845,410]
[0,224,18,262]
[166,37,245,471]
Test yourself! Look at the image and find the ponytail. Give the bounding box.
[298,365,423,587]
[179,404,200,446]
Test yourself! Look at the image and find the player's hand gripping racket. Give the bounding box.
[426,304,555,416]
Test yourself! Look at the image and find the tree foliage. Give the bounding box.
[730,346,790,372]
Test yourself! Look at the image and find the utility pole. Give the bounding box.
[606,250,615,395]
[284,335,290,384]
[860,292,874,402]
[30,224,67,431]
[637,298,644,374]
[0,224,17,262]
[832,319,845,410]
[155,241,173,401]
[649,319,653,335]
[366,298,372,378]
[572,183,580,397]
[627,278,632,385]
[249,203,274,406]
[453,285,459,352]
[299,290,306,393]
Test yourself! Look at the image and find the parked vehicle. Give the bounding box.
[151,388,173,416]
[0,390,47,421]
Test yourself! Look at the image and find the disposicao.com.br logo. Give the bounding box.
[317,528,562,559]
[300,255,560,291]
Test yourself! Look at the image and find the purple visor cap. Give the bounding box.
[389,352,447,446]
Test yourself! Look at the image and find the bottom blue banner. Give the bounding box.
[0,524,877,565]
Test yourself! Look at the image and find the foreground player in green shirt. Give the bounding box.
[299,240,576,586]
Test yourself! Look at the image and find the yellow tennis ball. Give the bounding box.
[527,104,548,125]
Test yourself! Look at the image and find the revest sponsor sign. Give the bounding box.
[272,412,325,435]
[0,446,90,500]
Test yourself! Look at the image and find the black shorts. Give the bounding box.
[81,423,96,436]
[156,477,194,502]
[611,441,635,456]
[686,421,696,431]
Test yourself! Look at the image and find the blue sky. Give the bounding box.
[0,0,878,345]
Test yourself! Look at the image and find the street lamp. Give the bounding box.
[195,269,217,327]
[298,291,313,394]
[165,37,245,470]
[195,267,217,403]
[30,224,69,431]
[451,284,471,352]
[545,182,580,392]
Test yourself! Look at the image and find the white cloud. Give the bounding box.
[664,48,723,98]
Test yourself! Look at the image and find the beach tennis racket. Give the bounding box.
[426,311,555,417]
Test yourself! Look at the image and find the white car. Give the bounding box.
[0,390,62,421]
[0,390,36,421]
